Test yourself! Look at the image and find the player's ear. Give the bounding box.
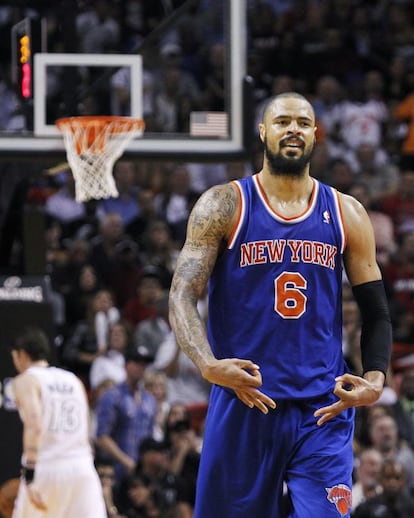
[259,124,265,143]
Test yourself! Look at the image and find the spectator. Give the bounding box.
[89,320,131,391]
[328,75,389,161]
[377,169,414,238]
[383,232,414,345]
[309,142,331,183]
[138,219,180,289]
[199,42,226,111]
[164,403,192,441]
[88,212,128,288]
[134,293,170,360]
[152,331,211,406]
[126,189,158,251]
[96,459,126,518]
[90,378,117,442]
[354,405,393,451]
[386,55,411,104]
[93,289,121,353]
[64,263,101,327]
[246,1,278,78]
[347,181,397,268]
[391,366,414,450]
[225,161,251,183]
[186,162,228,195]
[120,471,160,518]
[61,289,119,388]
[154,164,199,246]
[44,216,67,274]
[368,413,414,491]
[133,437,191,518]
[152,49,201,133]
[166,415,201,512]
[311,75,344,141]
[326,158,355,193]
[111,67,155,122]
[0,63,22,131]
[97,161,140,227]
[352,448,383,509]
[44,169,87,237]
[173,13,205,89]
[51,238,91,301]
[110,237,143,309]
[393,86,414,169]
[143,371,171,442]
[352,458,414,518]
[347,143,400,202]
[95,346,157,485]
[76,0,120,54]
[122,266,164,328]
[341,289,361,373]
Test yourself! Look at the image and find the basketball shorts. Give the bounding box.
[12,456,107,518]
[194,385,354,518]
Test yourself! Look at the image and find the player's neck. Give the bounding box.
[27,360,49,370]
[258,169,314,204]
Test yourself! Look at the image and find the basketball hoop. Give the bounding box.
[56,116,145,202]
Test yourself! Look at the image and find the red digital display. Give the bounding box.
[19,35,31,98]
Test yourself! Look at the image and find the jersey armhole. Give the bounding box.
[227,180,245,249]
[333,188,347,253]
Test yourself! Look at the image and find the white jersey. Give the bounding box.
[13,366,106,518]
[25,366,92,464]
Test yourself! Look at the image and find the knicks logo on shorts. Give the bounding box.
[325,484,352,516]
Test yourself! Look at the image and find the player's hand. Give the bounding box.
[201,358,276,414]
[234,387,276,414]
[314,372,383,426]
[27,483,48,511]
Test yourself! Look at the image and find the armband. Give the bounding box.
[22,466,35,484]
[352,280,392,376]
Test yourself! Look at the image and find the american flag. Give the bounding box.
[190,112,228,137]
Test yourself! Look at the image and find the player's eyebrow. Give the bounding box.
[272,114,314,123]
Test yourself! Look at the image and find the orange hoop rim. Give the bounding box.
[56,115,145,133]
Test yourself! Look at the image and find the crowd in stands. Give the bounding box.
[3,1,414,516]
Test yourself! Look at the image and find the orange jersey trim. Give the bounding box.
[332,188,347,253]
[254,174,319,223]
[227,181,244,249]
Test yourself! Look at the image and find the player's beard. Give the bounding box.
[264,137,314,177]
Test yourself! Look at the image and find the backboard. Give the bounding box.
[0,0,250,161]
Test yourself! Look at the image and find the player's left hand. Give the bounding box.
[27,483,48,511]
[313,372,383,426]
[234,386,276,414]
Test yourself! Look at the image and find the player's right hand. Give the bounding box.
[201,358,276,414]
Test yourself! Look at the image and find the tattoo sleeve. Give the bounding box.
[169,183,239,372]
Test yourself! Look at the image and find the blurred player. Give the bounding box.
[169,92,392,517]
[10,327,106,518]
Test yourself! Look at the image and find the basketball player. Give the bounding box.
[168,92,392,517]
[10,327,107,518]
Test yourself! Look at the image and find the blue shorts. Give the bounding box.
[194,385,354,518]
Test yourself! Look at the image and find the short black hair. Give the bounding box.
[139,437,169,456]
[262,91,314,122]
[12,327,51,361]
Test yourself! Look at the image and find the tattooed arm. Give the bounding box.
[169,183,276,413]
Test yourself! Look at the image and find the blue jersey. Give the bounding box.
[207,174,347,399]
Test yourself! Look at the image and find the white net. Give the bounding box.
[56,117,144,202]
